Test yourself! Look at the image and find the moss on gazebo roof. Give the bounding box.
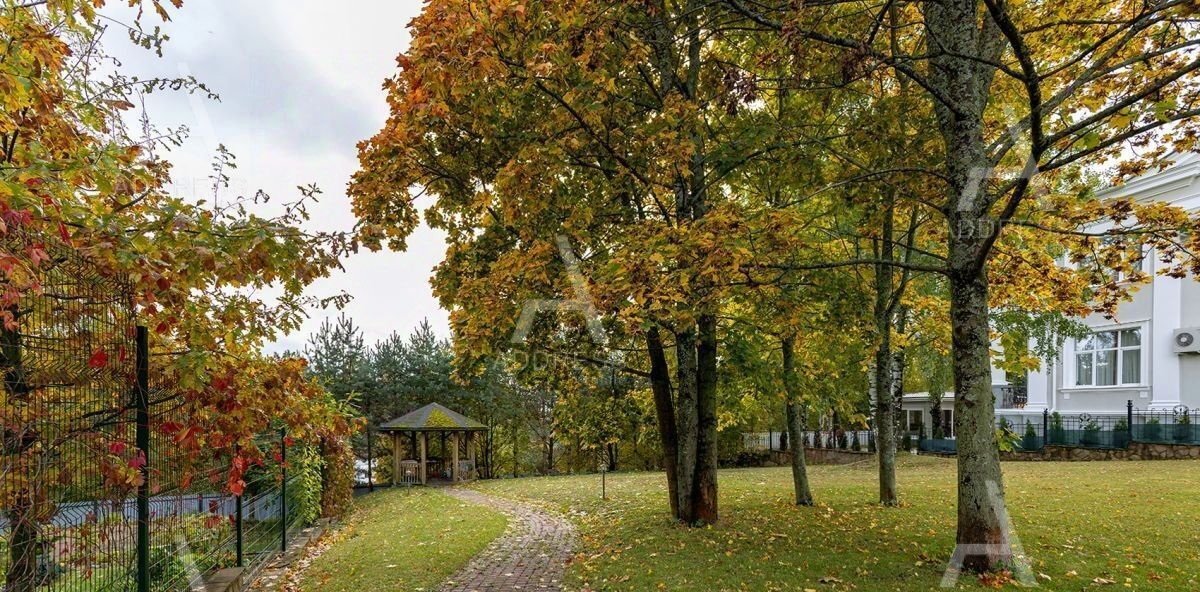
[379,402,487,432]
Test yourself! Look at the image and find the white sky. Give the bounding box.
[104,1,447,353]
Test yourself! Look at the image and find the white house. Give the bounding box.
[902,154,1200,434]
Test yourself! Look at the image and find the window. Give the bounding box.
[1077,241,1147,285]
[906,410,923,432]
[1074,327,1142,386]
[941,410,954,438]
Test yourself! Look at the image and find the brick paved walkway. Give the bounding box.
[439,488,576,592]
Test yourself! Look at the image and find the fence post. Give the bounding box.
[1127,400,1135,446]
[1042,409,1049,448]
[135,326,151,592]
[235,445,244,567]
[280,427,288,553]
[366,423,374,493]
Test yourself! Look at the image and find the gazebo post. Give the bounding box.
[468,432,477,479]
[419,432,427,485]
[391,431,400,487]
[451,432,460,482]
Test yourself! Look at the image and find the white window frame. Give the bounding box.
[1065,322,1148,389]
[940,409,954,438]
[906,410,923,432]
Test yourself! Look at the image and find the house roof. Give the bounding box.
[901,391,956,402]
[379,402,487,432]
[1095,151,1200,206]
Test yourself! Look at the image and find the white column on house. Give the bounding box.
[1025,335,1051,412]
[1150,272,1183,409]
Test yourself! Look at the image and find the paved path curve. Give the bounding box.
[439,488,576,592]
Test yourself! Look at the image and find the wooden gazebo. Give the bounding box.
[379,403,487,485]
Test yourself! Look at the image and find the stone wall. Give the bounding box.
[1000,441,1200,462]
[769,448,875,466]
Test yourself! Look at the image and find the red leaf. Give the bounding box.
[127,451,147,470]
[158,421,184,435]
[87,349,109,369]
[229,479,245,496]
[109,441,126,455]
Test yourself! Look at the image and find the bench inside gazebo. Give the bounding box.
[380,402,488,486]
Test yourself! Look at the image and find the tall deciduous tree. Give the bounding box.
[724,0,1200,571]
[351,0,827,524]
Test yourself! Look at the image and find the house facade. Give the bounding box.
[902,154,1200,434]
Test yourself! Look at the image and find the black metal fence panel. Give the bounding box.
[1045,413,1130,450]
[1,234,140,592]
[1,235,306,592]
[1131,406,1200,445]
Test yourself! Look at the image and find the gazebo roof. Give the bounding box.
[380,402,487,432]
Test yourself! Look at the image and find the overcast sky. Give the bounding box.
[105,1,446,353]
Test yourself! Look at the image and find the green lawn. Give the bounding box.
[299,487,507,592]
[472,456,1200,591]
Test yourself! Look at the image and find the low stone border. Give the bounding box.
[768,448,875,466]
[1001,441,1200,461]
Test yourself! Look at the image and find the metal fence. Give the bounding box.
[919,402,1200,455]
[1,235,306,592]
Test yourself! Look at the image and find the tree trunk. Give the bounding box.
[692,313,720,523]
[874,201,899,505]
[649,318,719,525]
[3,321,37,592]
[950,257,1009,571]
[921,0,1010,568]
[674,326,700,521]
[646,328,681,518]
[781,337,813,506]
[891,307,910,437]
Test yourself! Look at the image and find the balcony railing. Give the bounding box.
[998,385,1028,409]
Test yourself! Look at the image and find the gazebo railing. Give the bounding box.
[457,460,476,481]
[398,460,421,487]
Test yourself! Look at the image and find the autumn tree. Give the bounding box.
[723,0,1200,571]
[1,2,357,586]
[351,0,833,523]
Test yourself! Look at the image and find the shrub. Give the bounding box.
[729,450,770,468]
[180,513,235,573]
[1113,419,1130,448]
[293,445,324,527]
[1174,412,1192,443]
[851,431,861,451]
[1050,412,1066,444]
[1144,417,1162,441]
[902,433,914,451]
[320,436,356,520]
[1022,421,1039,451]
[838,431,849,450]
[1081,420,1101,447]
[149,545,188,592]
